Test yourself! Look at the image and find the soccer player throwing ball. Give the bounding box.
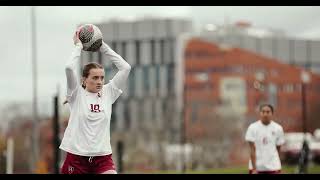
[245,104,285,174]
[59,29,131,174]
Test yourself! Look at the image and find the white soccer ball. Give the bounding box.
[78,24,103,52]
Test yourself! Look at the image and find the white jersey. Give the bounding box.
[245,120,285,171]
[59,42,131,156]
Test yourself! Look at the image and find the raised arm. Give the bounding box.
[64,31,82,103]
[100,42,131,90]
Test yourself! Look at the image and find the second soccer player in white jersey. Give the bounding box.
[245,104,285,174]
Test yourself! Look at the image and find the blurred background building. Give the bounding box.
[183,37,320,167]
[201,21,320,74]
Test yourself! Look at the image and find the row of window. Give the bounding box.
[103,39,176,66]
[187,80,320,96]
[251,83,320,93]
[105,64,176,98]
[185,69,320,94]
[110,98,176,132]
[215,35,320,64]
[186,66,276,77]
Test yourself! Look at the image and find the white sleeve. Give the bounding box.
[276,126,285,146]
[100,42,131,91]
[104,80,123,104]
[245,125,255,142]
[65,45,82,103]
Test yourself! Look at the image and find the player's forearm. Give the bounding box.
[66,45,82,70]
[249,142,257,170]
[99,42,131,72]
[250,151,257,170]
[65,45,82,91]
[100,42,131,89]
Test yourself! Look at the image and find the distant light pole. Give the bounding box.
[31,6,39,173]
[53,85,60,174]
[180,77,186,174]
[298,71,311,174]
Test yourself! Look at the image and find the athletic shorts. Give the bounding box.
[61,152,116,174]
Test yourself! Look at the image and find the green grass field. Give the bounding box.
[142,164,320,174]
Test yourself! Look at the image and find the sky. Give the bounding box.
[0,6,320,116]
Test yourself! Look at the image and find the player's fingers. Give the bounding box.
[76,26,83,38]
[76,30,80,39]
[73,31,77,39]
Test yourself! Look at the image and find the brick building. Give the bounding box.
[183,37,320,141]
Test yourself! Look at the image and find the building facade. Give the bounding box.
[181,37,320,166]
[201,22,320,75]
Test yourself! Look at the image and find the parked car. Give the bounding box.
[281,132,313,164]
[311,129,320,164]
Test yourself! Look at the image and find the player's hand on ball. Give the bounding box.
[73,29,82,47]
[101,40,107,47]
[99,41,107,51]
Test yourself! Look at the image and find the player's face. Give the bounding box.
[84,68,105,93]
[260,106,273,123]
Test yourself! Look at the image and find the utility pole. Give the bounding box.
[53,85,60,174]
[180,74,186,174]
[298,71,311,174]
[31,6,39,173]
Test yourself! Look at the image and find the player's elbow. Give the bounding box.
[65,62,73,71]
[65,66,74,75]
[124,63,131,72]
[65,66,71,72]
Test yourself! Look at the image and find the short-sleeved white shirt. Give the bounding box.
[245,120,285,171]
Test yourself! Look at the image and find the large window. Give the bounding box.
[135,40,141,65]
[128,67,135,96]
[283,84,294,93]
[170,39,175,64]
[160,39,165,64]
[143,66,150,95]
[121,42,127,60]
[167,63,175,95]
[124,102,130,130]
[155,65,160,95]
[150,39,156,65]
[268,83,278,107]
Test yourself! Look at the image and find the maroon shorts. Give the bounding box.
[249,170,281,174]
[61,152,116,174]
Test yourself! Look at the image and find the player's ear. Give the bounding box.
[82,77,86,87]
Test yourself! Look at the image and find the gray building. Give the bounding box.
[201,22,320,74]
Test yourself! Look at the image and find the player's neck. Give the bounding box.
[260,120,271,126]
